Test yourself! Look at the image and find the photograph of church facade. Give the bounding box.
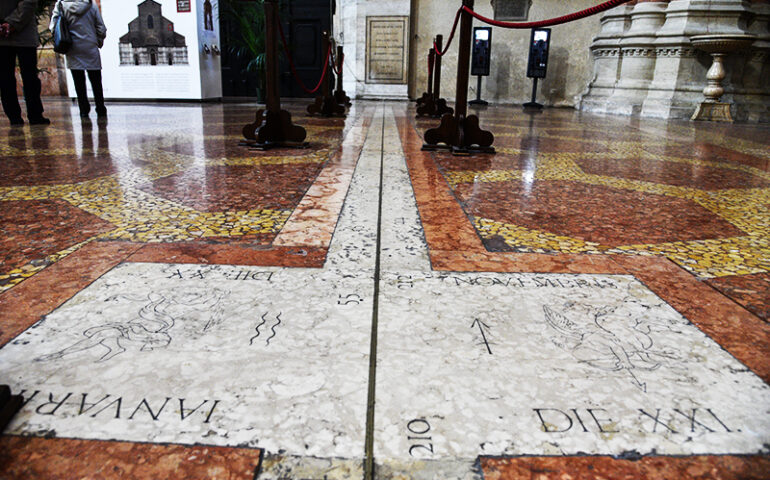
[119,0,189,66]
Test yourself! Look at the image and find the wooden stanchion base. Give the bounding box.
[334,89,352,107]
[416,97,454,118]
[423,113,495,155]
[416,91,431,107]
[523,101,544,111]
[307,95,346,117]
[241,109,309,150]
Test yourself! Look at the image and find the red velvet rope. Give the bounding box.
[433,7,463,57]
[277,21,333,94]
[461,0,633,29]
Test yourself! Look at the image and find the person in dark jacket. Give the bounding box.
[0,0,49,126]
[50,0,106,117]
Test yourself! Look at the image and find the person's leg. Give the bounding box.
[70,69,90,116]
[16,46,47,123]
[87,70,106,116]
[0,46,23,124]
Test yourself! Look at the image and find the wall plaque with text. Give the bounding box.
[177,0,191,13]
[492,0,531,20]
[366,16,408,85]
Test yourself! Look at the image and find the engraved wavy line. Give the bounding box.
[265,312,282,346]
[250,312,269,345]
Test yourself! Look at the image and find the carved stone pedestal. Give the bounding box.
[690,34,755,123]
[691,102,733,122]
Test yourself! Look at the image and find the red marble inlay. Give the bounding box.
[0,154,121,187]
[0,436,262,479]
[0,199,114,274]
[454,180,746,248]
[433,150,531,172]
[429,250,627,274]
[128,243,327,268]
[481,455,770,480]
[157,136,335,159]
[706,272,770,322]
[138,164,325,212]
[575,155,769,190]
[396,115,486,254]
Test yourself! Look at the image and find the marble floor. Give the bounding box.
[0,100,768,479]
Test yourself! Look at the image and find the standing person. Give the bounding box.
[0,0,49,126]
[50,0,106,118]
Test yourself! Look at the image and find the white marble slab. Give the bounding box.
[380,109,431,273]
[0,106,390,459]
[374,270,770,461]
[1,262,373,457]
[325,106,384,273]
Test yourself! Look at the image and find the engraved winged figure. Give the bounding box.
[542,303,679,392]
[36,288,228,363]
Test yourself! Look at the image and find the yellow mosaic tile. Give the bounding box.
[0,119,346,293]
[444,133,769,280]
[613,236,770,279]
[444,170,523,187]
[474,217,603,254]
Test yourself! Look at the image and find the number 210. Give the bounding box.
[407,419,434,457]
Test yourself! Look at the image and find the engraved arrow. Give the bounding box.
[471,318,493,355]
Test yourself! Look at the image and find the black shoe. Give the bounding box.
[9,117,24,126]
[29,117,51,125]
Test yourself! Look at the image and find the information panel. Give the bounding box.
[69,0,222,100]
[365,16,408,85]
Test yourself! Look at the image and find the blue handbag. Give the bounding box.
[52,2,72,54]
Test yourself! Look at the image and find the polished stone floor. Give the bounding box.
[0,100,768,479]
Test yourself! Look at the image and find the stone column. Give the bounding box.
[605,1,668,116]
[579,4,634,113]
[641,0,755,120]
[732,1,770,122]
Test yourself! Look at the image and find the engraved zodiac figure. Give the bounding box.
[542,301,680,392]
[36,288,228,363]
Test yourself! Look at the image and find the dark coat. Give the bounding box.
[0,0,38,47]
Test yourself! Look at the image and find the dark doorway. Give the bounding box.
[279,0,332,98]
[219,0,332,98]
